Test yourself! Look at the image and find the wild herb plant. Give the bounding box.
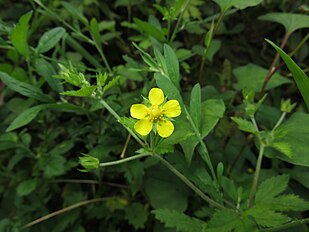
[0,0,309,231]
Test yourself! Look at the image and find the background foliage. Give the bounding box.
[0,0,309,231]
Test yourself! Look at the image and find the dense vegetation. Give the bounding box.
[0,0,309,231]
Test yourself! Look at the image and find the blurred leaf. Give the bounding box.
[266,39,309,110]
[259,13,309,33]
[133,18,166,42]
[261,194,309,212]
[0,71,54,102]
[35,59,63,92]
[10,11,32,58]
[42,154,66,178]
[6,105,47,132]
[16,179,37,197]
[153,209,206,232]
[212,0,263,12]
[233,63,292,92]
[125,203,147,229]
[62,2,88,25]
[190,83,201,128]
[255,175,289,204]
[90,18,102,50]
[36,27,66,53]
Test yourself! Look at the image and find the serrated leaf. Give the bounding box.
[262,194,309,212]
[206,210,245,232]
[61,86,96,97]
[266,39,309,110]
[0,71,54,102]
[246,207,290,227]
[190,83,201,129]
[231,117,257,134]
[36,27,66,53]
[255,175,289,204]
[153,209,205,232]
[6,105,47,132]
[125,203,147,229]
[259,13,309,33]
[164,44,180,88]
[103,76,120,92]
[10,11,32,58]
[16,179,37,197]
[271,142,292,158]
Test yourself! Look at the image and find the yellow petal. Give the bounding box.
[134,119,153,136]
[157,119,174,138]
[149,88,164,106]
[130,104,149,119]
[162,100,181,117]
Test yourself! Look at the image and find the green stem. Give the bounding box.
[169,0,191,43]
[100,153,150,167]
[260,218,309,232]
[289,32,309,57]
[248,144,265,207]
[184,107,218,183]
[98,100,145,147]
[272,112,286,132]
[94,42,112,73]
[153,154,226,210]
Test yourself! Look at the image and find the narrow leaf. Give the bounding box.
[164,44,180,87]
[190,83,201,129]
[36,27,66,53]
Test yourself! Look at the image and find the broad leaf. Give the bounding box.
[153,209,206,232]
[233,63,292,92]
[259,13,309,33]
[255,175,289,204]
[266,112,309,167]
[125,203,147,229]
[261,194,309,212]
[16,179,37,197]
[266,39,309,110]
[10,11,32,58]
[36,27,66,53]
[212,0,263,12]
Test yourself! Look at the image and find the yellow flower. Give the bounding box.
[130,88,181,138]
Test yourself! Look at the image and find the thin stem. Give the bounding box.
[260,32,291,95]
[98,99,145,147]
[120,134,131,158]
[184,106,218,183]
[260,218,309,232]
[272,112,286,132]
[153,154,227,210]
[248,144,265,207]
[21,198,108,229]
[100,153,150,167]
[169,0,191,43]
[250,116,259,132]
[93,41,112,73]
[289,32,309,57]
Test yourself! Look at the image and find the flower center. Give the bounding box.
[150,105,163,121]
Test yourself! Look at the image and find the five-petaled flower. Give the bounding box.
[130,88,181,138]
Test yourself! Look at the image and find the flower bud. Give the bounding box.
[79,155,99,172]
[280,99,296,113]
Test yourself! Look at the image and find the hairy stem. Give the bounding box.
[100,153,150,167]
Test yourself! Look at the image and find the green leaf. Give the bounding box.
[10,11,32,58]
[90,18,102,50]
[36,27,66,53]
[6,105,47,132]
[233,63,292,92]
[153,209,206,232]
[164,44,180,87]
[259,13,309,33]
[133,18,166,42]
[245,207,290,227]
[16,179,37,197]
[61,86,96,97]
[266,39,309,110]
[261,194,309,212]
[181,99,225,163]
[205,20,215,48]
[190,84,202,129]
[271,142,292,158]
[0,71,54,102]
[42,154,66,178]
[255,175,289,204]
[125,203,147,229]
[61,2,88,25]
[35,58,63,92]
[266,112,309,167]
[231,117,257,134]
[212,0,263,12]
